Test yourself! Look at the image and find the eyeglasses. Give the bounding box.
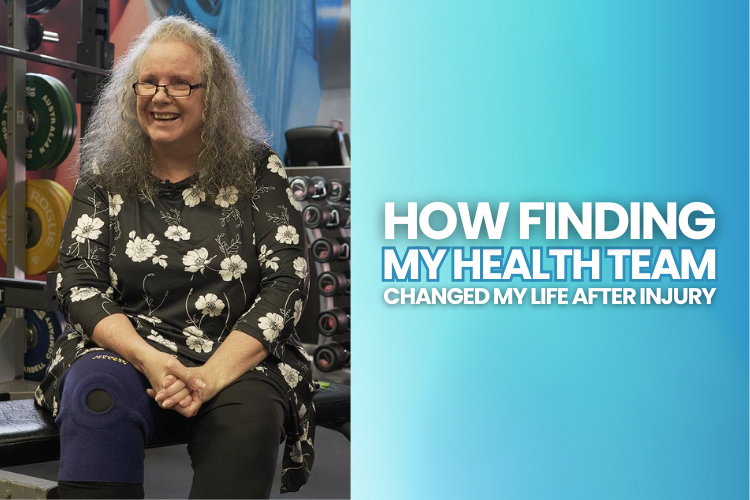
[132,82,203,97]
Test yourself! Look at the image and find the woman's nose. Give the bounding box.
[152,87,172,102]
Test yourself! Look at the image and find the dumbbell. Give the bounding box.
[327,179,349,203]
[302,204,345,229]
[27,18,59,53]
[316,270,350,296]
[313,341,350,372]
[310,237,350,263]
[341,206,350,229]
[289,175,328,201]
[317,307,350,336]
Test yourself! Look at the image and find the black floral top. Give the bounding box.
[34,150,315,493]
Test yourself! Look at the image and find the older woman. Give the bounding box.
[35,16,314,499]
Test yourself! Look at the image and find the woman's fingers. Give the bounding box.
[156,378,186,403]
[161,386,191,409]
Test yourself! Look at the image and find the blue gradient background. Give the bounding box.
[352,1,748,499]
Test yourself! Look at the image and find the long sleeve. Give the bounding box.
[56,178,123,336]
[232,152,309,360]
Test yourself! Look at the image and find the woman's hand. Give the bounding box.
[153,366,216,418]
[138,350,197,416]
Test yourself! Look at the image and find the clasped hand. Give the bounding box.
[142,351,216,418]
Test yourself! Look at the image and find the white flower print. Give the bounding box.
[183,327,213,353]
[137,314,162,325]
[258,244,272,262]
[152,254,168,269]
[72,214,104,243]
[258,245,279,271]
[34,386,44,406]
[125,231,160,263]
[186,335,214,353]
[219,255,247,281]
[49,349,63,371]
[183,248,214,274]
[184,326,203,337]
[109,268,118,288]
[267,155,287,178]
[286,188,301,211]
[195,293,225,317]
[182,185,206,207]
[279,362,302,388]
[165,225,191,241]
[259,313,284,342]
[293,257,306,279]
[70,287,98,302]
[293,299,303,325]
[275,225,299,245]
[108,194,123,216]
[215,186,239,208]
[290,441,304,463]
[147,331,178,352]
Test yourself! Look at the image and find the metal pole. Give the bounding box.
[0,0,28,384]
[0,43,110,77]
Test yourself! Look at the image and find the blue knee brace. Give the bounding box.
[56,351,156,483]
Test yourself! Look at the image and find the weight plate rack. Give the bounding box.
[0,0,112,397]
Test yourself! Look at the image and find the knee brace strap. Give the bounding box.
[56,351,156,483]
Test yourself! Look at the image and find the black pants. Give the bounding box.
[57,369,289,499]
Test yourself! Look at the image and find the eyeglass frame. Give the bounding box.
[132,82,203,97]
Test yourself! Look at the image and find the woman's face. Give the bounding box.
[136,40,205,155]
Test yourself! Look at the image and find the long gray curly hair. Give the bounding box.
[79,16,269,196]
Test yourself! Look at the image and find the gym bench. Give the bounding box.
[0,380,350,499]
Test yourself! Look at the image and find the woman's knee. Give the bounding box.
[56,351,156,483]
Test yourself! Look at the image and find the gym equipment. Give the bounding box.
[0,179,71,275]
[310,237,350,263]
[0,306,65,381]
[3,0,61,15]
[313,342,349,372]
[327,178,348,202]
[302,204,344,229]
[284,126,344,167]
[289,175,328,201]
[341,205,350,228]
[27,18,59,53]
[0,73,78,171]
[316,270,350,297]
[317,307,350,337]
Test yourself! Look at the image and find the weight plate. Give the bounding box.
[27,18,42,52]
[47,76,77,170]
[40,75,73,171]
[42,179,72,212]
[3,0,61,15]
[36,179,70,272]
[0,73,73,171]
[0,306,66,381]
[0,179,68,275]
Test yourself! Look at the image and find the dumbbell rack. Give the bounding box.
[0,0,111,398]
[287,166,350,383]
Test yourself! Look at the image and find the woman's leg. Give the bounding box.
[55,351,157,499]
[187,372,289,499]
